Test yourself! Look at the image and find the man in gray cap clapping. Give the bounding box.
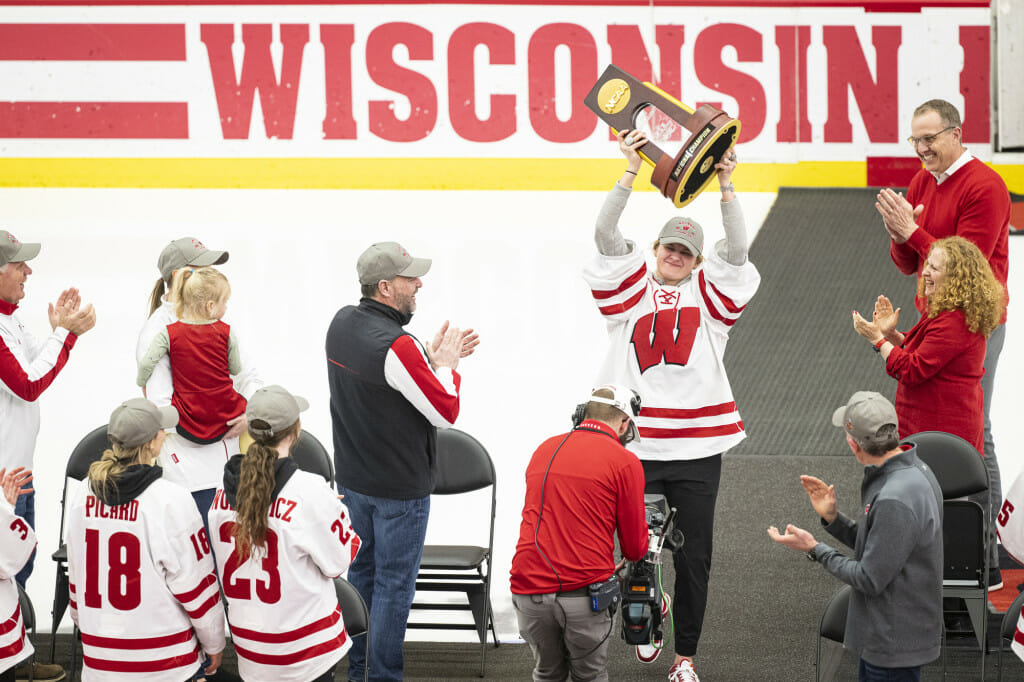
[768,391,943,681]
[0,229,95,682]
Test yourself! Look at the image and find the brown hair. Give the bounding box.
[919,236,1004,337]
[172,267,231,321]
[583,388,628,425]
[231,419,301,561]
[913,99,962,129]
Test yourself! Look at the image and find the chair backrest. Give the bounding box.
[67,424,112,481]
[433,428,494,494]
[1002,590,1024,640]
[334,576,368,637]
[943,500,985,583]
[819,584,851,643]
[902,431,987,499]
[17,582,35,633]
[291,430,334,485]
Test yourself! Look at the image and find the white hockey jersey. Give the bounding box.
[0,499,35,674]
[997,471,1024,661]
[67,474,226,682]
[583,245,760,460]
[209,467,360,682]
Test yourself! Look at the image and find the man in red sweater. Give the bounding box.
[875,98,1011,589]
[510,385,648,681]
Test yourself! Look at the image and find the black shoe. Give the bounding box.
[989,568,1003,592]
[205,669,242,682]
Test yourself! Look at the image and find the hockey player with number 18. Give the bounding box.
[66,399,225,682]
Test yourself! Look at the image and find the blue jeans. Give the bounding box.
[858,659,921,682]
[14,490,34,586]
[339,487,430,682]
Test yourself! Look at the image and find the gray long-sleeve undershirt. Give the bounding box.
[593,182,749,265]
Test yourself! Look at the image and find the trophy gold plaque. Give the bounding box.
[584,64,741,208]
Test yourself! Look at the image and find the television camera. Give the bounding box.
[620,494,684,645]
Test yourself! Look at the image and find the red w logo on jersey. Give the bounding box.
[630,307,700,373]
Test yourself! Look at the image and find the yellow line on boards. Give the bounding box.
[0,158,1020,192]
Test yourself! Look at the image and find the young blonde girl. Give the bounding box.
[137,267,246,444]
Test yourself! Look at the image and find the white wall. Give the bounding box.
[2,186,1020,639]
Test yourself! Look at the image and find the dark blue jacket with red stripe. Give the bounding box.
[326,298,437,499]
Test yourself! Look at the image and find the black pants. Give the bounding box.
[642,455,722,658]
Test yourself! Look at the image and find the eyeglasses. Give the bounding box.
[907,126,956,148]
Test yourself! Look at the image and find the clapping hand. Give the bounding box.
[872,295,900,339]
[427,321,464,370]
[767,524,817,553]
[49,287,96,336]
[851,310,882,344]
[0,467,33,507]
[800,475,838,523]
[875,188,923,244]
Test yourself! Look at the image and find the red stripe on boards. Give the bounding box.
[0,102,188,139]
[0,24,185,60]
[590,264,647,301]
[0,0,989,9]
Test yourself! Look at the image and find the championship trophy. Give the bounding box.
[584,64,740,208]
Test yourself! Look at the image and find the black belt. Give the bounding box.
[556,587,589,597]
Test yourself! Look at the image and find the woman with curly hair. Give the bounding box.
[853,235,1005,455]
[209,385,360,682]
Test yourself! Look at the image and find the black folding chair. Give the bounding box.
[335,576,369,682]
[289,429,334,485]
[997,588,1024,682]
[17,583,35,681]
[49,424,109,674]
[408,428,498,677]
[904,430,989,679]
[815,584,851,682]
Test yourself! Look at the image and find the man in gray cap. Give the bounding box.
[325,241,478,682]
[0,229,94,681]
[768,391,943,681]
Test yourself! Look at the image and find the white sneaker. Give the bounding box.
[668,659,700,682]
[635,594,671,663]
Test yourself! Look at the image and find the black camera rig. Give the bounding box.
[620,494,684,645]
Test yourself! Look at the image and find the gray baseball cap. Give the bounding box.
[357,241,431,285]
[108,398,179,448]
[246,385,309,439]
[658,217,704,257]
[157,237,229,282]
[0,230,41,267]
[832,391,899,448]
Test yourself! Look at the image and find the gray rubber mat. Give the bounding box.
[726,187,920,456]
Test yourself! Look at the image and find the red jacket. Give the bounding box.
[510,420,648,594]
[886,309,985,455]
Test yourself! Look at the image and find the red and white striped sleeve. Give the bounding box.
[0,326,76,402]
[155,498,226,656]
[1014,605,1024,663]
[384,334,461,428]
[582,247,650,322]
[695,255,760,334]
[295,476,361,579]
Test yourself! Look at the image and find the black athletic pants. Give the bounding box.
[642,454,722,658]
